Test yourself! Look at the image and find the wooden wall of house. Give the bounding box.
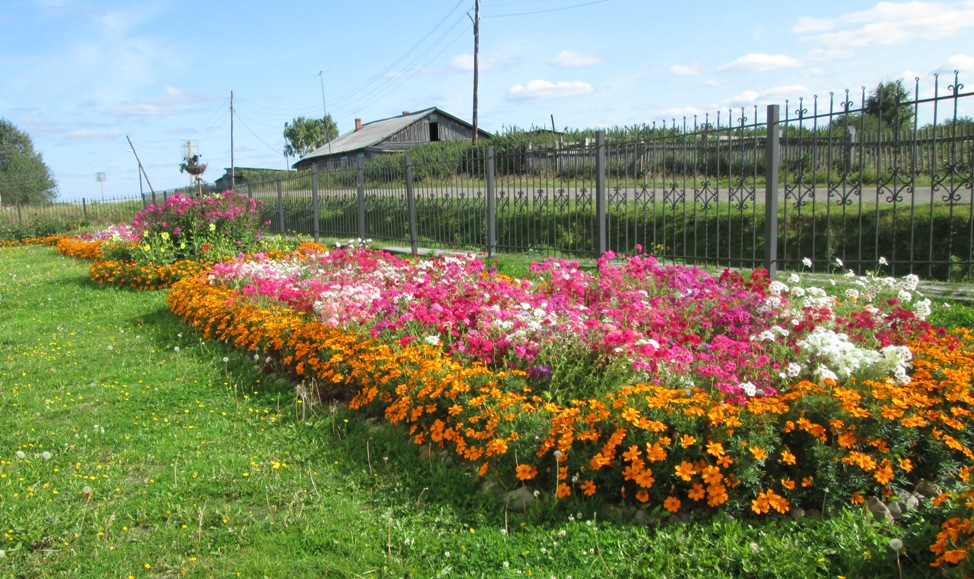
[384,115,474,146]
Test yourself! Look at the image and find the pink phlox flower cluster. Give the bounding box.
[210,248,935,403]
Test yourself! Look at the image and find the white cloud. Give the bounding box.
[549,51,602,67]
[669,64,700,76]
[725,84,810,108]
[719,53,802,73]
[449,53,519,71]
[931,54,974,75]
[65,127,124,142]
[506,80,595,101]
[796,1,974,60]
[110,87,216,118]
[659,106,703,118]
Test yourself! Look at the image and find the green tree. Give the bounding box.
[0,118,58,206]
[283,115,339,159]
[865,80,914,131]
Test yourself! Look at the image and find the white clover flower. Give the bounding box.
[15,451,25,459]
[174,346,180,353]
[42,451,52,460]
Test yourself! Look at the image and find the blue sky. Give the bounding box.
[1,0,972,201]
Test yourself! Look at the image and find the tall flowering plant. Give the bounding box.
[131,190,266,263]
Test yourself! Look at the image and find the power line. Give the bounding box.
[484,0,608,17]
[232,111,282,156]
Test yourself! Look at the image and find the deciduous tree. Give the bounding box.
[0,118,58,206]
[283,115,338,159]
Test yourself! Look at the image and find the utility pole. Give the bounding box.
[230,91,235,189]
[472,0,480,143]
[318,70,332,153]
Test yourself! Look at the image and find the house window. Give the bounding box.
[429,122,439,142]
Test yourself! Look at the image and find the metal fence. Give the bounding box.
[238,73,972,280]
[8,73,973,280]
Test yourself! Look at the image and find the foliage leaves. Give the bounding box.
[0,118,58,206]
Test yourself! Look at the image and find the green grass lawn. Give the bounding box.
[0,245,960,577]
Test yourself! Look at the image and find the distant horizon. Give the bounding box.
[1,0,972,202]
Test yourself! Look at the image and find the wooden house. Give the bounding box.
[292,107,490,170]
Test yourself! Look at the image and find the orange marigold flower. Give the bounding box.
[801,476,814,488]
[716,454,734,468]
[781,478,796,491]
[749,446,768,461]
[635,489,650,503]
[663,496,681,513]
[898,458,914,473]
[707,484,729,507]
[851,491,865,505]
[556,483,571,498]
[688,483,705,501]
[622,445,642,463]
[581,480,597,496]
[645,442,667,463]
[706,441,725,457]
[674,461,697,481]
[701,465,722,486]
[634,468,655,489]
[874,459,894,485]
[515,464,538,481]
[943,549,968,564]
[680,434,696,448]
[780,450,797,465]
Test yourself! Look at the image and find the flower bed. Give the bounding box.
[167,246,974,532]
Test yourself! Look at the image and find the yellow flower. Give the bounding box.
[209,223,217,231]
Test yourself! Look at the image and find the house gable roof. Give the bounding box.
[294,107,487,167]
